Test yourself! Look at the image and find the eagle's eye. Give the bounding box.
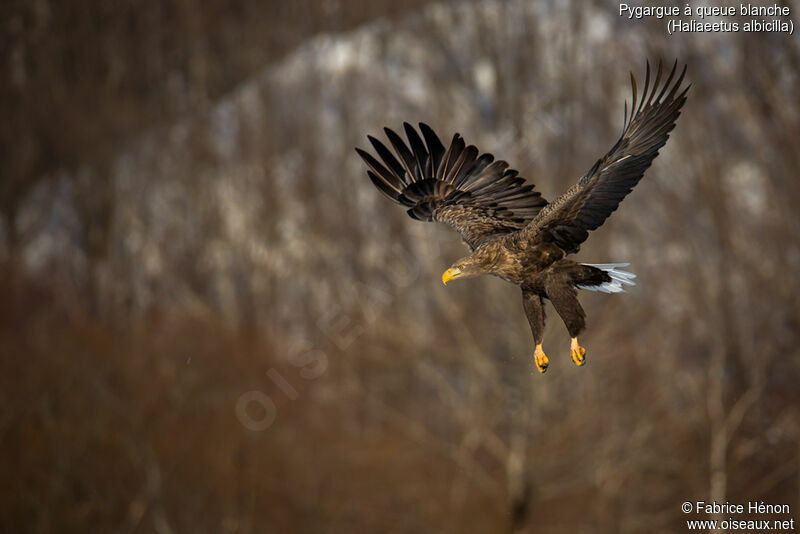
[457,264,465,270]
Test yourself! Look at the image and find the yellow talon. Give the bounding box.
[570,337,586,366]
[534,344,549,373]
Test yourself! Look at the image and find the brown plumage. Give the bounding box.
[356,61,689,372]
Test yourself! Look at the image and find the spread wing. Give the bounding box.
[522,61,689,254]
[356,123,548,250]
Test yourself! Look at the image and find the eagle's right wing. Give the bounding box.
[356,123,548,250]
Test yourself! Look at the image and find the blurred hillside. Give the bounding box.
[2,1,800,532]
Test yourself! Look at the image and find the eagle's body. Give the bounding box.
[471,235,571,287]
[356,61,688,371]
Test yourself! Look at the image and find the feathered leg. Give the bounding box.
[522,289,548,373]
[544,278,587,367]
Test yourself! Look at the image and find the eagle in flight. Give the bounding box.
[356,61,688,372]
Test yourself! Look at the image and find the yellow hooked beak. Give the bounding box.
[442,267,462,285]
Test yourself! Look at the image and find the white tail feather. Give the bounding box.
[577,263,637,294]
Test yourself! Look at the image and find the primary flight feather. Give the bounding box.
[356,61,689,371]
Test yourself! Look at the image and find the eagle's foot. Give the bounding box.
[534,344,549,373]
[570,337,586,367]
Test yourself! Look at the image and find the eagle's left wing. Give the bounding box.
[522,61,689,254]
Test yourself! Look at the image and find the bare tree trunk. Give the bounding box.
[507,429,531,534]
[507,372,532,534]
[707,344,727,529]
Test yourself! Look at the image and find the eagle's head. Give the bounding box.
[441,253,490,285]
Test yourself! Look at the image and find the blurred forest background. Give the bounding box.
[2,0,800,532]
